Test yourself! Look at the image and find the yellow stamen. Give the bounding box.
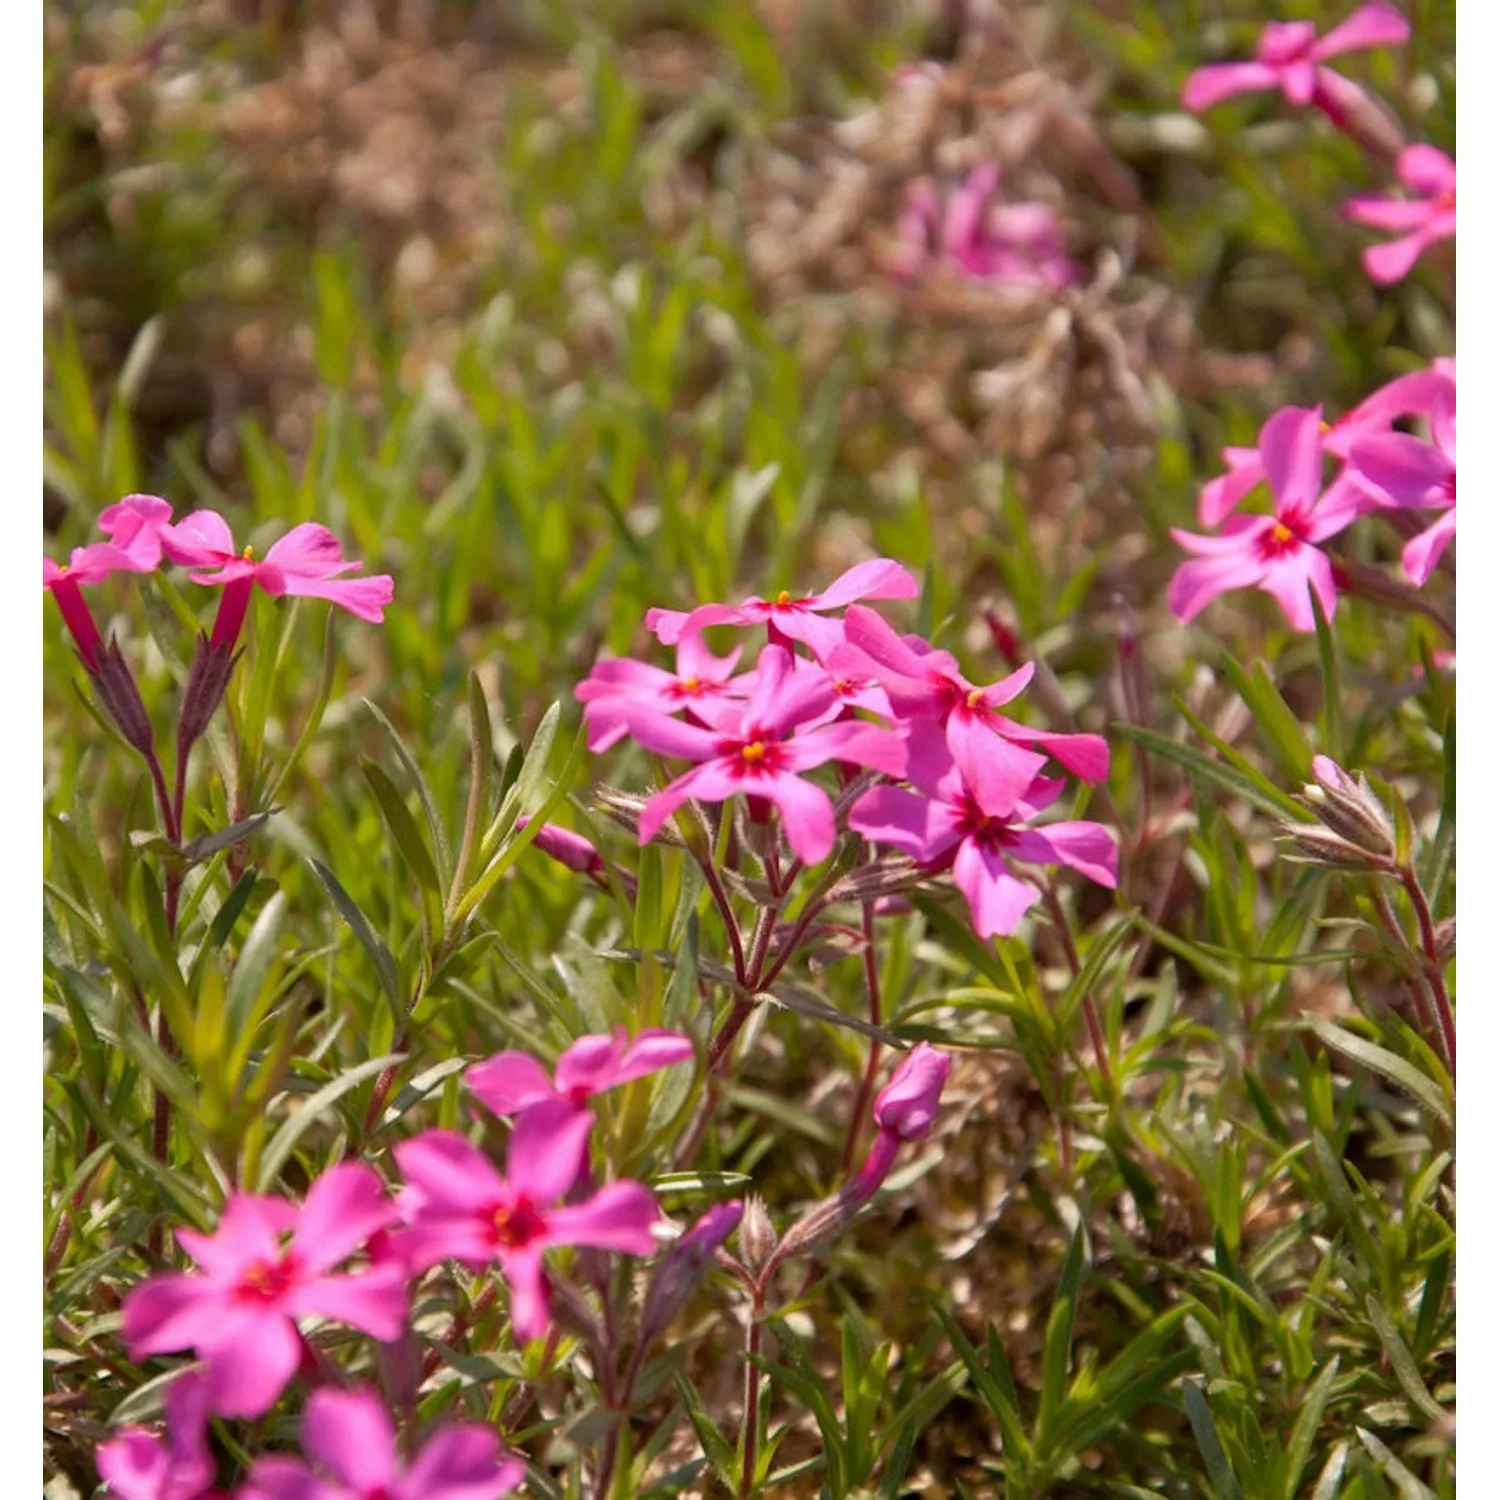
[680,675,700,693]
[241,545,255,560]
[966,688,985,709]
[741,741,767,764]
[1271,522,1295,545]
[775,590,792,606]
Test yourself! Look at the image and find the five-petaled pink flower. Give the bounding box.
[838,605,1110,786]
[615,644,909,864]
[1349,380,1456,585]
[96,1370,220,1500]
[644,558,918,654]
[242,1386,524,1500]
[576,633,750,752]
[391,1102,659,1342]
[467,1029,694,1119]
[1181,4,1410,129]
[850,1042,952,1200]
[162,511,394,648]
[849,725,1117,940]
[896,165,1080,291]
[1170,406,1358,630]
[1345,145,1456,286]
[122,1166,407,1418]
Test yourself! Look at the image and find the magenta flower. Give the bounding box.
[849,1043,952,1200]
[391,1104,659,1342]
[644,558,918,654]
[242,1387,523,1500]
[838,605,1109,786]
[122,1166,407,1417]
[613,644,908,864]
[98,494,175,570]
[162,512,394,648]
[1349,383,1456,584]
[897,165,1080,290]
[849,725,1117,940]
[96,1370,219,1500]
[467,1029,694,1118]
[1181,4,1410,127]
[1345,145,1456,285]
[1169,406,1357,630]
[576,633,750,752]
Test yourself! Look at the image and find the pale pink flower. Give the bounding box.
[644,558,918,654]
[162,512,394,647]
[242,1387,523,1500]
[837,605,1110,786]
[614,644,908,864]
[1345,146,1456,285]
[122,1166,407,1417]
[1181,4,1410,128]
[467,1029,694,1118]
[96,1370,219,1500]
[1349,381,1456,584]
[576,633,750,752]
[849,725,1117,940]
[391,1103,659,1342]
[1170,405,1357,630]
[897,165,1080,290]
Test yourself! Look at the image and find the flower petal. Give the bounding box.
[1260,405,1326,515]
[810,557,921,610]
[1402,510,1456,586]
[506,1098,594,1205]
[293,1164,396,1276]
[1007,822,1120,888]
[200,1309,302,1417]
[402,1424,526,1500]
[289,1264,409,1342]
[951,839,1039,938]
[394,1130,508,1214]
[467,1052,560,1116]
[1181,61,1280,111]
[301,1388,398,1491]
[546,1181,660,1254]
[1313,1,1410,58]
[848,784,951,860]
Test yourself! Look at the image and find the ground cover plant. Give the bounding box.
[43,1,1455,1495]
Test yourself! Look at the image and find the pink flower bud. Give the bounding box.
[516,817,605,876]
[871,1042,950,1142]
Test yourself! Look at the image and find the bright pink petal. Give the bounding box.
[505,1099,594,1205]
[615,706,721,762]
[96,1431,174,1500]
[1008,822,1119,887]
[1199,448,1266,526]
[1181,61,1280,111]
[272,571,394,622]
[1349,432,1454,507]
[946,712,1047,816]
[1397,143,1455,195]
[1362,228,1437,285]
[466,1052,560,1116]
[1344,194,1436,232]
[401,1425,525,1500]
[122,1275,233,1358]
[784,720,909,778]
[161,509,237,568]
[811,557,921,610]
[1402,509,1456,585]
[176,1194,298,1280]
[974,662,1035,710]
[841,605,943,687]
[574,658,674,705]
[1280,59,1318,106]
[241,1457,334,1500]
[1260,545,1338,632]
[1167,540,1268,622]
[293,1164,396,1275]
[675,632,743,683]
[659,601,759,642]
[500,1248,552,1343]
[200,1309,303,1417]
[872,1043,951,1140]
[545,1180,660,1254]
[848,784,953,860]
[1307,470,1378,535]
[97,494,173,571]
[994,721,1111,783]
[288,1264,409,1342]
[753,770,838,864]
[1313,1,1410,58]
[261,523,350,576]
[301,1388,397,1492]
[553,1030,692,1098]
[943,164,999,260]
[1260,406,1326,515]
[952,839,1039,939]
[394,1130,508,1214]
[637,759,735,844]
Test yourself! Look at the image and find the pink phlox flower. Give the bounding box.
[1345,145,1456,285]
[96,1370,220,1500]
[467,1028,694,1118]
[1170,405,1355,630]
[1199,360,1456,528]
[792,646,894,728]
[849,724,1118,939]
[162,512,394,640]
[1181,4,1410,126]
[1349,383,1456,585]
[241,1386,523,1500]
[98,494,175,571]
[615,644,909,865]
[850,1042,952,1198]
[576,633,750,752]
[122,1166,408,1418]
[837,605,1110,786]
[644,558,918,654]
[391,1102,660,1342]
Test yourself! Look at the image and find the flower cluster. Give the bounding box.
[1169,361,1456,629]
[893,163,1080,291]
[574,558,1117,939]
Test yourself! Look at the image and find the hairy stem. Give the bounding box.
[1395,868,1456,1077]
[739,1289,766,1498]
[839,898,884,1175]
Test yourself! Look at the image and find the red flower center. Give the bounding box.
[1257,519,1304,560]
[957,796,1017,852]
[725,731,788,778]
[670,675,705,699]
[236,1253,300,1304]
[488,1198,548,1250]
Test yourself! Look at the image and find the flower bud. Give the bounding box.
[178,634,241,753]
[1297,755,1395,862]
[737,1194,777,1274]
[872,1042,951,1142]
[516,817,605,877]
[637,1201,743,1348]
[92,638,157,761]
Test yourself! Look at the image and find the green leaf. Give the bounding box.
[1114,722,1306,822]
[1219,655,1311,783]
[257,1053,403,1190]
[1281,1356,1340,1500]
[362,697,453,884]
[1036,1228,1086,1452]
[1183,1380,1244,1500]
[1355,1428,1436,1500]
[1364,1296,1445,1422]
[224,891,286,1042]
[932,1305,1032,1468]
[672,1371,738,1494]
[310,860,404,1018]
[1304,1016,1452,1127]
[1310,587,1343,762]
[363,761,441,894]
